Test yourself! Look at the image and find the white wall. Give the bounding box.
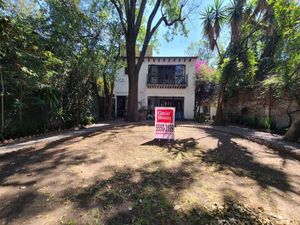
[114,57,197,119]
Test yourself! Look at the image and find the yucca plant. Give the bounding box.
[200,0,226,56]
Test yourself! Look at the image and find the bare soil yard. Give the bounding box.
[0,124,299,225]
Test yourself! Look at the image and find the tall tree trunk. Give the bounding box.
[92,83,102,120]
[126,37,139,122]
[103,72,109,119]
[212,38,225,125]
[103,70,115,119]
[127,69,138,121]
[0,66,4,141]
[214,82,226,125]
[20,83,23,125]
[284,95,300,142]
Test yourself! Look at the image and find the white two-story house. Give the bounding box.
[114,52,197,120]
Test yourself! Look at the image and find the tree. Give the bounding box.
[200,0,226,124]
[200,0,283,124]
[261,0,300,140]
[110,0,189,121]
[201,0,300,140]
[194,60,217,122]
[0,0,124,138]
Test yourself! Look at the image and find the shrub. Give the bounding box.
[244,117,255,128]
[83,115,95,126]
[195,112,206,123]
[262,117,276,130]
[253,116,260,128]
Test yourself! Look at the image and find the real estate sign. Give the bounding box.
[155,107,175,140]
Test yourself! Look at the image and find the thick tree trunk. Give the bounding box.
[127,71,138,121]
[0,66,4,141]
[90,73,103,120]
[19,84,23,125]
[126,36,139,122]
[102,72,112,119]
[284,118,300,142]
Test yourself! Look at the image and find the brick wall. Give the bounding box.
[224,87,300,129]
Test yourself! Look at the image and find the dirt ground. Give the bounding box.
[0,124,299,225]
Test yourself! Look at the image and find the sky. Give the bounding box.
[154,0,229,57]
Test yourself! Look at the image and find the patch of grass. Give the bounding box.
[89,208,102,224]
[60,218,77,225]
[95,188,127,209]
[131,192,181,225]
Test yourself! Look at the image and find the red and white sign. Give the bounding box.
[155,107,175,140]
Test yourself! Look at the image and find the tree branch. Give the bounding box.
[135,0,162,72]
[136,1,186,72]
[111,0,127,33]
[134,0,147,37]
[162,4,185,26]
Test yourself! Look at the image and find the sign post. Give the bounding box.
[155,107,175,140]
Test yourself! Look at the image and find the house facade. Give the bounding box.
[114,56,197,120]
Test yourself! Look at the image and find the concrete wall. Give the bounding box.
[114,57,197,119]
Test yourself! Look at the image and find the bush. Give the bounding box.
[227,112,241,124]
[83,115,95,126]
[244,117,256,128]
[262,117,276,130]
[253,116,260,128]
[195,112,206,123]
[2,118,48,139]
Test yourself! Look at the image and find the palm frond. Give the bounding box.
[200,6,215,50]
[262,5,275,36]
[253,0,268,16]
[227,0,245,46]
[213,0,226,39]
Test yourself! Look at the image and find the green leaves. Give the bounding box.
[201,6,215,50]
[0,0,124,137]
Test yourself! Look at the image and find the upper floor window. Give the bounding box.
[147,64,187,85]
[148,64,185,77]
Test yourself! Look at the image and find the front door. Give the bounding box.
[147,97,184,120]
[117,96,127,117]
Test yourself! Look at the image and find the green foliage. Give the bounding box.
[84,115,95,126]
[202,0,299,86]
[0,0,123,139]
[262,116,276,131]
[200,0,300,126]
[195,112,206,123]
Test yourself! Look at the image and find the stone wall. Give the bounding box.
[223,87,300,129]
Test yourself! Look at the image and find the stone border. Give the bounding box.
[0,121,149,157]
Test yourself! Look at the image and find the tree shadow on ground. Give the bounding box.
[0,123,157,224]
[0,191,52,224]
[0,125,136,224]
[0,124,298,224]
[0,124,150,186]
[141,138,204,157]
[61,161,279,225]
[200,129,299,195]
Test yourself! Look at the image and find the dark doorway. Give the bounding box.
[117,96,127,117]
[147,96,184,120]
